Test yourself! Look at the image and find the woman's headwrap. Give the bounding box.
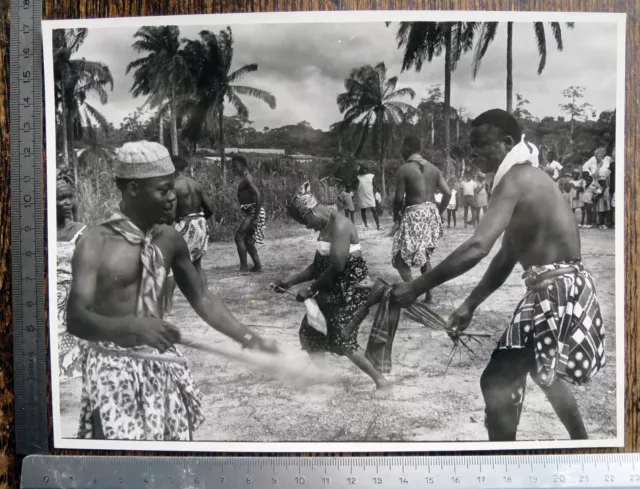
[288,181,318,223]
[56,168,74,193]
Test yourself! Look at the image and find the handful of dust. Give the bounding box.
[179,334,341,386]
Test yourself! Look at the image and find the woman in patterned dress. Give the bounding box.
[56,170,86,383]
[274,182,391,393]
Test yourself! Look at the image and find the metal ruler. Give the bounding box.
[19,454,640,489]
[10,0,48,455]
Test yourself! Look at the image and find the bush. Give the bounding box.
[73,154,359,242]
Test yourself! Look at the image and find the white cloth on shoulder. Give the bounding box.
[492,135,540,192]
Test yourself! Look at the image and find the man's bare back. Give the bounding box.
[174,175,212,219]
[397,161,441,206]
[501,165,580,269]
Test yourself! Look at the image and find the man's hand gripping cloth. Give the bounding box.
[492,135,540,192]
[499,262,606,387]
[391,201,443,269]
[78,209,204,441]
[174,212,208,262]
[241,203,266,245]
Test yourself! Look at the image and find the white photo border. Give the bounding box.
[43,9,627,452]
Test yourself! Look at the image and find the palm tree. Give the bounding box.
[337,62,419,197]
[396,22,478,172]
[181,27,276,180]
[472,22,575,113]
[126,26,191,156]
[53,28,114,184]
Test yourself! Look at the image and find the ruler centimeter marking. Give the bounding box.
[19,454,640,489]
[10,0,48,455]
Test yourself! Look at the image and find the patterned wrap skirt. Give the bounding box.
[392,201,443,268]
[299,253,370,357]
[240,203,266,245]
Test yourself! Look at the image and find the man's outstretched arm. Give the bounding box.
[171,230,276,351]
[392,170,523,306]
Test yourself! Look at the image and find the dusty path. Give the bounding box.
[58,211,617,443]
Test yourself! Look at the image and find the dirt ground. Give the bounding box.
[58,209,618,443]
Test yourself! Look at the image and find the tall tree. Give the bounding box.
[396,22,478,172]
[53,28,114,183]
[181,27,276,180]
[337,62,419,197]
[126,26,190,156]
[559,86,594,143]
[472,22,574,113]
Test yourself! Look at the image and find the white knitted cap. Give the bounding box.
[114,141,175,179]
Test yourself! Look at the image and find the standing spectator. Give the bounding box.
[446,179,459,228]
[337,184,356,224]
[374,186,384,216]
[473,173,489,226]
[547,153,564,180]
[569,168,585,220]
[580,174,596,228]
[609,147,616,228]
[594,168,612,229]
[356,165,380,230]
[461,173,476,228]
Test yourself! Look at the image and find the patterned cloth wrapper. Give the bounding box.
[57,227,86,383]
[240,204,266,245]
[77,209,204,441]
[496,261,606,421]
[364,281,402,374]
[298,253,370,357]
[392,201,443,269]
[174,213,208,262]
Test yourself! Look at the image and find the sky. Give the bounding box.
[65,20,620,132]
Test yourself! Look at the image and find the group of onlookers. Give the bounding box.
[553,146,616,229]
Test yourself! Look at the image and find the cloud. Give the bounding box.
[66,20,619,132]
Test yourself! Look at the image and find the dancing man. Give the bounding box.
[391,110,606,441]
[392,135,451,302]
[67,141,278,441]
[163,155,214,314]
[233,155,266,273]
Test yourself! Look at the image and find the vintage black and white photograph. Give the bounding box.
[43,10,625,451]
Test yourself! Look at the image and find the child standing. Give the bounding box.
[447,180,458,228]
[580,174,595,228]
[338,185,356,224]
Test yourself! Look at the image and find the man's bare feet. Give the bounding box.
[250,266,263,273]
[239,265,249,273]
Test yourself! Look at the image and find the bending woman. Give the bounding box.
[274,182,391,393]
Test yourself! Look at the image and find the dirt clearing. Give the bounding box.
[58,212,618,443]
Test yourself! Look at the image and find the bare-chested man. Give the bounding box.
[163,155,214,314]
[391,110,606,441]
[392,135,451,302]
[232,155,266,273]
[67,141,278,441]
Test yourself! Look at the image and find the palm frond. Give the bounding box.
[471,22,498,79]
[227,92,249,119]
[231,85,276,109]
[550,22,563,50]
[533,22,547,75]
[228,63,258,83]
[386,87,416,100]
